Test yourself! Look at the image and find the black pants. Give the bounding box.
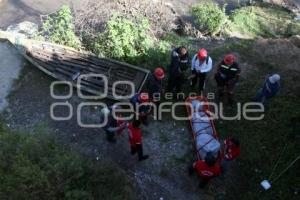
[131,144,144,159]
[192,72,207,93]
[168,74,184,93]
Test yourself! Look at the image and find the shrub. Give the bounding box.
[38,5,81,49]
[191,2,227,36]
[92,13,155,62]
[230,4,300,37]
[0,124,134,200]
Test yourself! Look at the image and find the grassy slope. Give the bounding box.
[210,41,300,200]
[0,122,135,200]
[230,3,300,38]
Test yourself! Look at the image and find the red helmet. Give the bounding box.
[139,93,149,103]
[154,67,165,80]
[224,54,235,65]
[197,48,207,61]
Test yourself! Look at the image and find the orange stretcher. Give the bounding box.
[185,96,223,162]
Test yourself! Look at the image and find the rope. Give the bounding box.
[268,143,288,180]
[271,155,300,184]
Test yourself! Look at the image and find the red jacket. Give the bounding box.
[128,123,142,146]
[193,160,221,179]
[224,139,240,161]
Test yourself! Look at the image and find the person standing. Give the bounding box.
[146,67,165,101]
[128,120,149,161]
[167,46,189,94]
[215,54,241,104]
[189,48,213,95]
[253,74,281,105]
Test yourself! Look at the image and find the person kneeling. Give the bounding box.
[189,152,221,188]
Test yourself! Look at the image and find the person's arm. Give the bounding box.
[191,55,196,71]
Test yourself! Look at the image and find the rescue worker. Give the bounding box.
[189,152,221,188]
[130,92,152,125]
[146,67,165,101]
[127,120,149,161]
[189,48,213,95]
[252,74,280,105]
[223,138,240,161]
[215,54,241,104]
[101,105,127,143]
[221,138,240,173]
[167,46,189,94]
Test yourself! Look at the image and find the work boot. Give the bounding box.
[138,155,149,161]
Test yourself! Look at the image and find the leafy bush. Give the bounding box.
[0,124,134,200]
[230,4,300,37]
[191,2,227,36]
[92,13,155,62]
[38,5,81,49]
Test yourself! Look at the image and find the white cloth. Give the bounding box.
[191,54,212,73]
[268,74,280,84]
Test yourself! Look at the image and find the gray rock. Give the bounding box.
[6,21,38,39]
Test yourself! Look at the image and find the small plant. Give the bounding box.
[39,5,81,49]
[93,13,155,62]
[191,2,228,36]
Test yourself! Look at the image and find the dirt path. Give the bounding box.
[2,63,227,199]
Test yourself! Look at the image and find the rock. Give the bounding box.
[290,35,300,48]
[6,21,38,39]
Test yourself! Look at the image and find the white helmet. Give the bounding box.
[269,74,280,84]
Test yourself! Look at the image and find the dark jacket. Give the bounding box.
[169,47,189,77]
[216,61,240,81]
[146,74,164,99]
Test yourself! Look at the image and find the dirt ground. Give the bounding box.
[2,0,300,199]
[2,62,225,200]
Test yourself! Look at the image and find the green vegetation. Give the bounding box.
[189,2,300,38]
[230,4,300,37]
[93,13,155,63]
[38,5,81,49]
[0,123,134,200]
[210,42,300,200]
[191,2,228,36]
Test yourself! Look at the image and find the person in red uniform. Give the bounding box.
[215,54,241,104]
[221,138,240,173]
[224,138,240,161]
[128,120,149,161]
[189,152,221,188]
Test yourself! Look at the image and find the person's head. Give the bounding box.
[205,152,217,167]
[197,48,207,62]
[139,92,149,103]
[154,67,165,80]
[230,138,240,147]
[224,54,235,65]
[269,74,280,84]
[100,107,110,116]
[132,120,141,128]
[178,46,187,57]
[111,104,121,115]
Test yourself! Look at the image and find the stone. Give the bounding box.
[6,21,38,39]
[290,35,300,48]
